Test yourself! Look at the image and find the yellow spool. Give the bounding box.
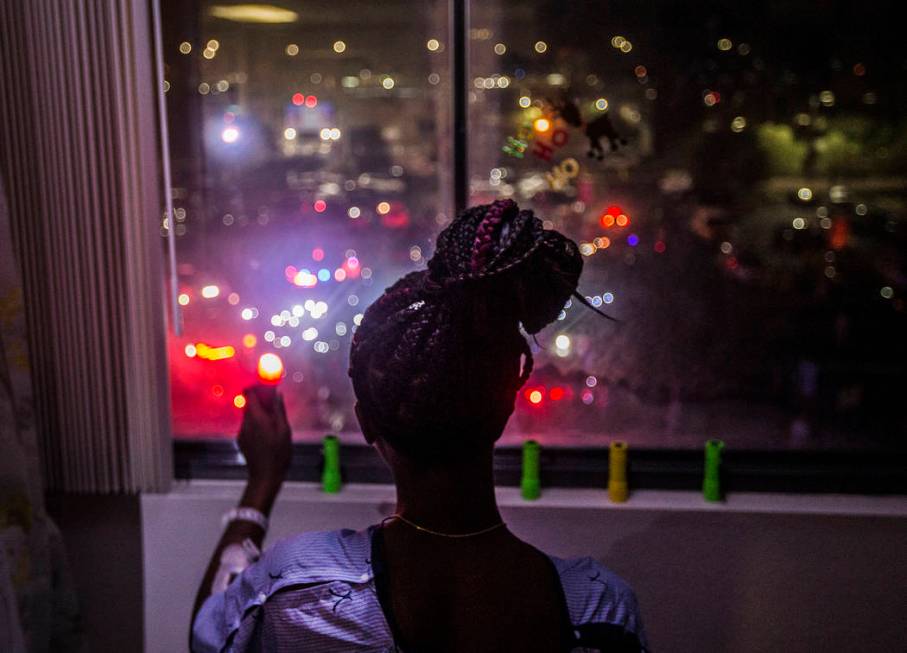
[608,440,629,503]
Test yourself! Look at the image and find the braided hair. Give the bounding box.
[349,199,583,460]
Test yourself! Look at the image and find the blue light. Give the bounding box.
[627,234,639,247]
[317,268,331,282]
[603,292,615,304]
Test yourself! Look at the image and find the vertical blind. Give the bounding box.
[0,0,172,492]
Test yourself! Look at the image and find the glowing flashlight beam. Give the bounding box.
[257,353,284,383]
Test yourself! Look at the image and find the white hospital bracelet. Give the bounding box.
[222,507,268,531]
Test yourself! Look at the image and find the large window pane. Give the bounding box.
[469,1,905,450]
[162,1,450,440]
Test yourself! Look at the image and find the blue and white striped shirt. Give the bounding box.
[192,526,648,652]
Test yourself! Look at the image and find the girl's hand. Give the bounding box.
[237,386,292,490]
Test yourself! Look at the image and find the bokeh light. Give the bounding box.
[257,353,284,383]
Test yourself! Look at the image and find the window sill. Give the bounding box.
[174,440,907,495]
[165,479,907,518]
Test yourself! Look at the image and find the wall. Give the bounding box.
[46,494,144,653]
[142,482,907,653]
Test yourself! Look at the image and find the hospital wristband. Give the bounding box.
[222,506,269,531]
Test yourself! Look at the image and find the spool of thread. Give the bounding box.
[521,440,541,500]
[321,434,341,493]
[703,439,724,502]
[608,440,629,503]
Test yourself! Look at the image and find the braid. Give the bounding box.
[349,200,584,459]
[470,199,515,271]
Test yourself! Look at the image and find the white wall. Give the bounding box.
[142,482,907,653]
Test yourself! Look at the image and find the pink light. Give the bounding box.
[343,256,361,279]
[313,199,327,213]
[221,126,240,144]
[292,92,304,106]
[305,95,318,108]
[312,247,325,261]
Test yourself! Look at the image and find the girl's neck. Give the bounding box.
[390,447,503,535]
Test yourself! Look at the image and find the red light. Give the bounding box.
[654,241,666,253]
[600,205,630,228]
[304,95,317,108]
[212,384,224,398]
[292,92,304,106]
[284,265,298,281]
[380,207,410,229]
[257,353,284,384]
[313,199,327,213]
[550,387,565,401]
[312,247,324,261]
[524,387,544,405]
[830,219,848,250]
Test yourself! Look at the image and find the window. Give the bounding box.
[162,0,450,443]
[464,1,905,453]
[163,2,905,466]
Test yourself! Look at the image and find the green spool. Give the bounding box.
[521,440,541,500]
[703,439,724,502]
[322,435,341,494]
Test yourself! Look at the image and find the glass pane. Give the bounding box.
[469,1,906,450]
[162,1,450,441]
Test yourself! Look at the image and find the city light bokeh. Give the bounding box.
[162,1,906,452]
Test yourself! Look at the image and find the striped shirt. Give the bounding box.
[192,526,648,652]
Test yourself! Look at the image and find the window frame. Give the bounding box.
[174,440,907,494]
[163,0,907,496]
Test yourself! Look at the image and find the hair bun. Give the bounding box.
[428,200,582,334]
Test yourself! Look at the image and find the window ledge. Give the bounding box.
[165,479,907,518]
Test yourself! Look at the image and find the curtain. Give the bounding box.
[0,0,172,493]
[0,178,81,652]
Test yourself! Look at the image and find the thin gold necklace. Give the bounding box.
[383,514,506,538]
